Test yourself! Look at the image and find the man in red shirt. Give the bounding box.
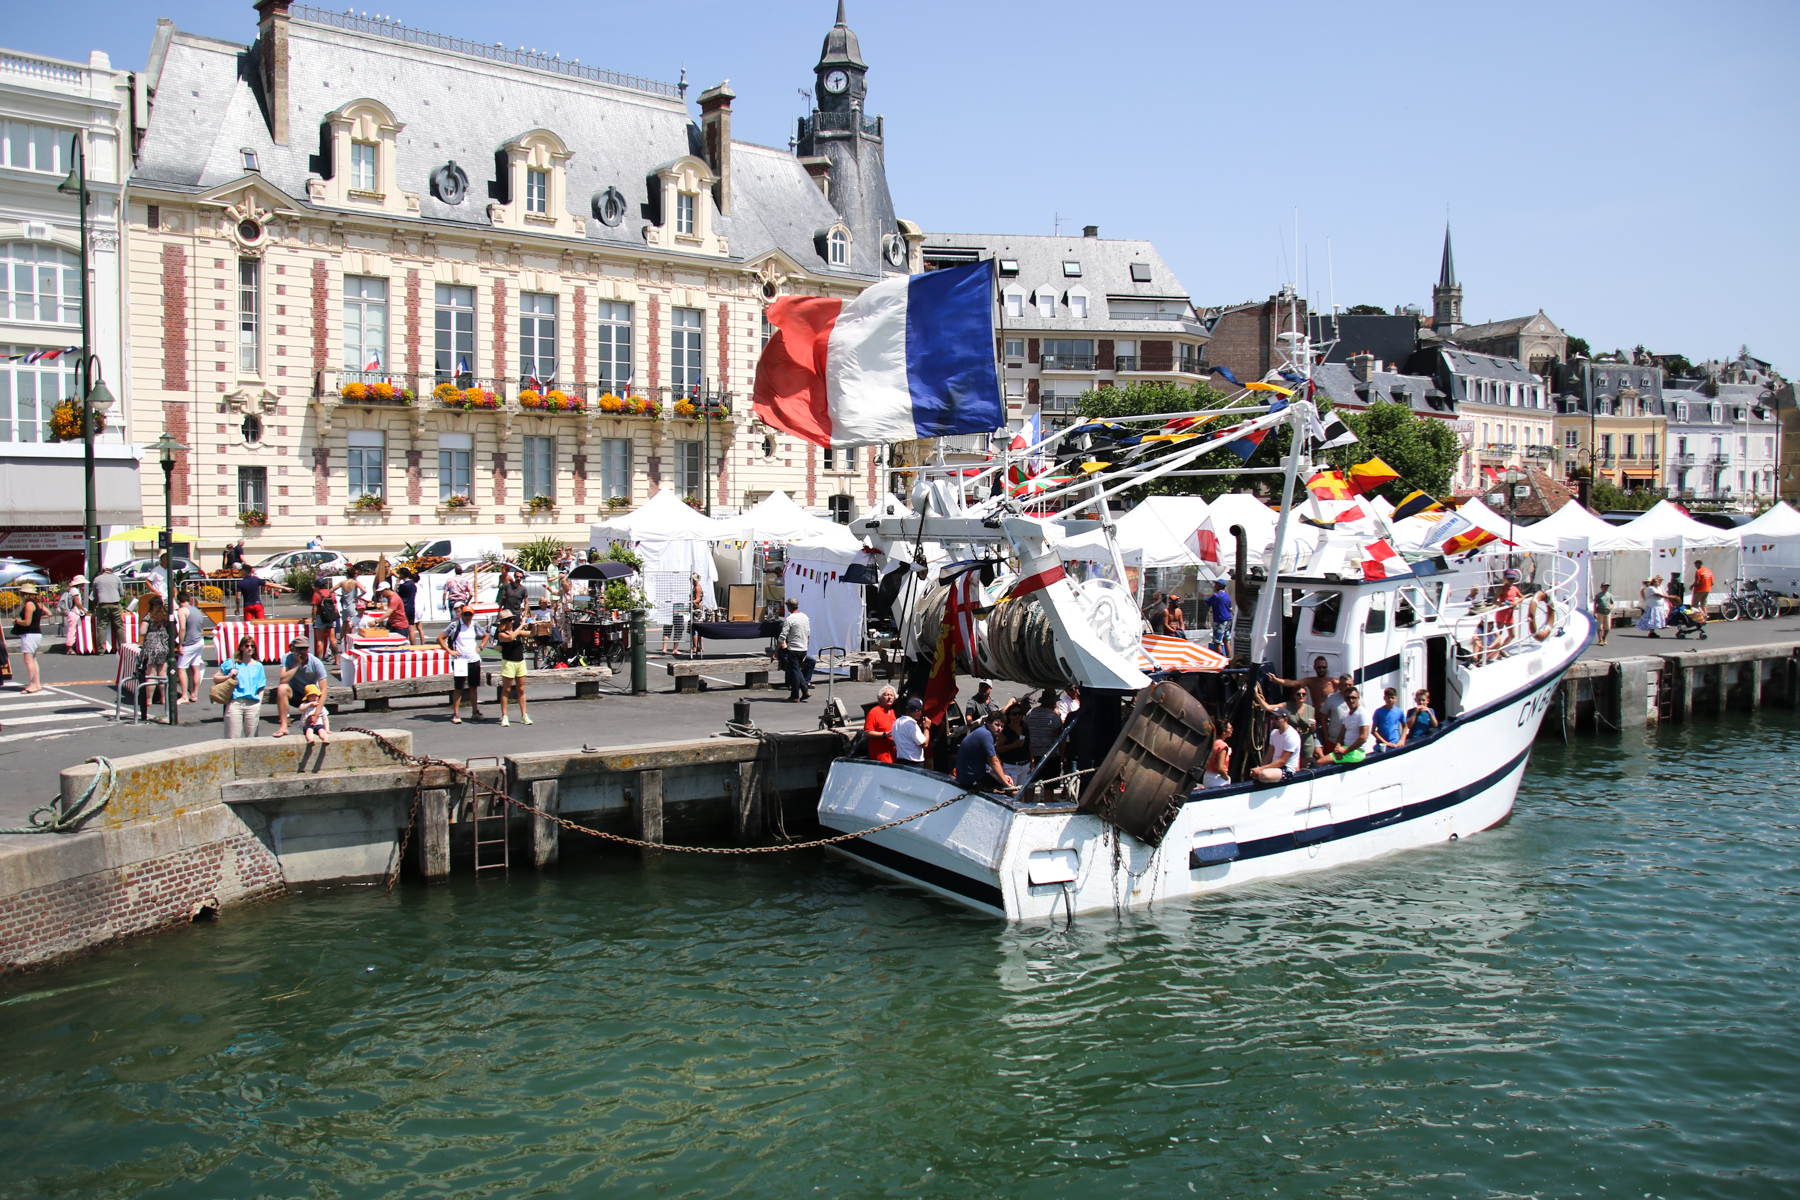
[864,686,898,763]
[1691,560,1714,627]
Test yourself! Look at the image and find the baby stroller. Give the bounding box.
[1670,602,1708,640]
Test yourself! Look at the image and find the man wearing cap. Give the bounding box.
[273,635,329,738]
[89,564,125,653]
[891,697,929,763]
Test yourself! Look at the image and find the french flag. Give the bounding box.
[752,261,1003,448]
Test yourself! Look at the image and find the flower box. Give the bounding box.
[519,389,588,414]
[434,383,500,411]
[238,509,269,528]
[594,394,661,419]
[340,382,415,405]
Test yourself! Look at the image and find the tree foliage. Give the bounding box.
[1591,480,1664,511]
[1566,334,1592,359]
[1343,304,1390,316]
[1317,402,1463,497]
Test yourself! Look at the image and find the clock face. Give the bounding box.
[824,69,849,95]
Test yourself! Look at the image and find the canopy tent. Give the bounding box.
[1507,502,1631,552]
[1739,502,1800,594]
[781,535,869,655]
[1389,496,1516,551]
[1050,496,1208,571]
[1606,500,1739,598]
[710,490,850,545]
[588,489,723,622]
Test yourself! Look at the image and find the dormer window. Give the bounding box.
[241,148,259,172]
[1004,288,1024,319]
[526,169,548,214]
[1036,288,1056,318]
[491,128,579,235]
[829,227,849,267]
[674,192,695,236]
[350,142,376,192]
[1067,286,1090,319]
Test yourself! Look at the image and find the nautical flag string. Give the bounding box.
[1346,456,1400,495]
[1306,470,1353,501]
[5,346,78,364]
[1390,489,1443,522]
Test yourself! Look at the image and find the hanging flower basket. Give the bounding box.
[48,401,103,442]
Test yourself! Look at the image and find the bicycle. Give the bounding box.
[1719,579,1772,621]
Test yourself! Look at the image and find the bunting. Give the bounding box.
[5,346,78,364]
[1391,489,1444,522]
[1346,456,1399,495]
[1442,528,1506,556]
[1360,538,1403,580]
[1185,516,1222,564]
[1306,470,1352,501]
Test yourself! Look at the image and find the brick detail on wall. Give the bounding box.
[866,441,878,504]
[160,244,188,391]
[0,831,285,972]
[1027,337,1040,365]
[573,288,587,385]
[647,296,661,391]
[405,270,421,377]
[647,453,661,486]
[1097,339,1115,371]
[717,301,730,395]
[406,448,422,505]
[491,279,508,382]
[717,440,728,509]
[1141,340,1173,372]
[806,443,817,506]
[310,258,329,373]
[492,452,507,508]
[161,401,191,505]
[571,454,587,506]
[312,445,330,505]
[1028,378,1040,404]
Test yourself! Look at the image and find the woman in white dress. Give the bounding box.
[1636,575,1667,637]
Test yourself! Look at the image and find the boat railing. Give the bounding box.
[1434,553,1583,664]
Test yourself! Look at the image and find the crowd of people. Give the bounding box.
[859,681,1084,793]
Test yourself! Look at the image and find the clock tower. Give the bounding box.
[797,2,905,276]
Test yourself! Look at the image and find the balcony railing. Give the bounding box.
[1672,453,1697,466]
[1039,354,1096,371]
[1523,445,1555,460]
[1177,359,1205,375]
[315,370,732,417]
[1111,355,1138,371]
[1039,394,1080,413]
[800,111,884,138]
[1709,454,1732,466]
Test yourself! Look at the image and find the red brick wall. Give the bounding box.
[571,453,587,507]
[405,270,421,377]
[572,288,587,387]
[717,302,730,395]
[313,445,330,507]
[0,831,284,973]
[1141,340,1173,372]
[492,452,508,508]
[491,279,508,382]
[161,401,190,506]
[160,244,188,391]
[647,297,662,391]
[406,448,422,505]
[310,258,329,374]
[866,441,878,504]
[806,443,817,505]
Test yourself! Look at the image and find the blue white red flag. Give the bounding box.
[753,261,1003,448]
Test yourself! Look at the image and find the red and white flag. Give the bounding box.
[1185,516,1222,565]
[1360,538,1403,580]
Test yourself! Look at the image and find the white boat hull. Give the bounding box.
[819,617,1590,919]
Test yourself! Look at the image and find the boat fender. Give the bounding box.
[1528,591,1556,642]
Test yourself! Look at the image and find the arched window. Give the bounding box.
[829,227,849,267]
[2,243,81,324]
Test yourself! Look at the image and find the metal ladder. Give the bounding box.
[1655,666,1675,725]
[466,756,509,877]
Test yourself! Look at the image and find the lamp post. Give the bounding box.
[152,431,188,725]
[57,134,104,580]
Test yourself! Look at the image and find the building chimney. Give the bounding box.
[1350,352,1375,383]
[696,81,735,215]
[1083,225,1098,238]
[798,156,831,201]
[254,0,291,145]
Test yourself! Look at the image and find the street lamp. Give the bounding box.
[152,430,188,726]
[57,135,103,580]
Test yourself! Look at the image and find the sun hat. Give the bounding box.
[70,574,88,585]
[303,683,321,697]
[17,582,37,595]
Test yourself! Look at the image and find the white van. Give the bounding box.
[412,536,505,562]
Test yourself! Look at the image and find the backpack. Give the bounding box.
[316,588,339,623]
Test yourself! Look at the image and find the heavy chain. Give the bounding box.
[346,728,974,864]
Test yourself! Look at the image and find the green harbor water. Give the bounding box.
[0,712,1795,1199]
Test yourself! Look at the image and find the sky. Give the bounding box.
[13,0,1799,374]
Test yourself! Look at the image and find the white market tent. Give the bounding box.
[588,488,723,621]
[1506,502,1631,603]
[1737,501,1800,594]
[1608,500,1740,597]
[707,490,870,651]
[711,490,851,546]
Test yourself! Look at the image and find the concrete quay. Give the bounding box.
[1549,639,1800,733]
[1,727,847,974]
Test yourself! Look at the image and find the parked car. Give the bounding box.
[252,548,352,579]
[0,557,51,587]
[410,558,548,623]
[407,536,506,563]
[114,556,205,582]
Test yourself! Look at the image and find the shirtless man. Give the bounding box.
[1268,654,1335,707]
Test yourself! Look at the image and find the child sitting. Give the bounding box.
[300,682,330,744]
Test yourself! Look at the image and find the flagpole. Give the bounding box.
[1248,407,1308,667]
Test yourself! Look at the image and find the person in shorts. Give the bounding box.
[494,614,532,727]
[1334,687,1371,764]
[312,578,341,663]
[1593,583,1614,646]
[438,605,489,723]
[1250,709,1302,783]
[175,589,210,704]
[274,635,329,737]
[300,683,330,745]
[238,566,268,620]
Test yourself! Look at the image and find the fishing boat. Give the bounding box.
[815,392,1591,920]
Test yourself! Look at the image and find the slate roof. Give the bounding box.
[1310,362,1454,419]
[1445,314,1540,341]
[134,13,868,278]
[921,232,1202,336]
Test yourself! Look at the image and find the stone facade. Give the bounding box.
[121,3,907,558]
[1202,288,1307,386]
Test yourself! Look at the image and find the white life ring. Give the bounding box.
[1528,591,1556,641]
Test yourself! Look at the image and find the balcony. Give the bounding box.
[1523,445,1556,460]
[1039,354,1096,372]
[1672,453,1697,466]
[1709,454,1732,466]
[1111,355,1138,371]
[1177,359,1205,375]
[1039,394,1080,414]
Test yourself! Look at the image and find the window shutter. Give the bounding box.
[1027,338,1040,364]
[1097,339,1115,370]
[1028,379,1039,404]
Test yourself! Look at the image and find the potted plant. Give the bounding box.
[238,509,269,528]
[47,401,104,442]
[444,494,472,511]
[682,493,704,511]
[546,390,583,412]
[519,389,548,410]
[604,495,631,512]
[527,494,555,514]
[353,493,387,513]
[674,399,697,419]
[341,381,369,401]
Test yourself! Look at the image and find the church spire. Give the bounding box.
[1432,222,1462,331]
[836,0,847,24]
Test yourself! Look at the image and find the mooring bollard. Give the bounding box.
[630,608,648,696]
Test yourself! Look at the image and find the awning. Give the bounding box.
[0,444,142,525]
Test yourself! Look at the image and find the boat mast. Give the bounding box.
[1246,283,1315,665]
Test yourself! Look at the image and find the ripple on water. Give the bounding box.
[0,712,1795,1198]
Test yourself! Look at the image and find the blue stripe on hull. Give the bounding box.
[833,835,1007,911]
